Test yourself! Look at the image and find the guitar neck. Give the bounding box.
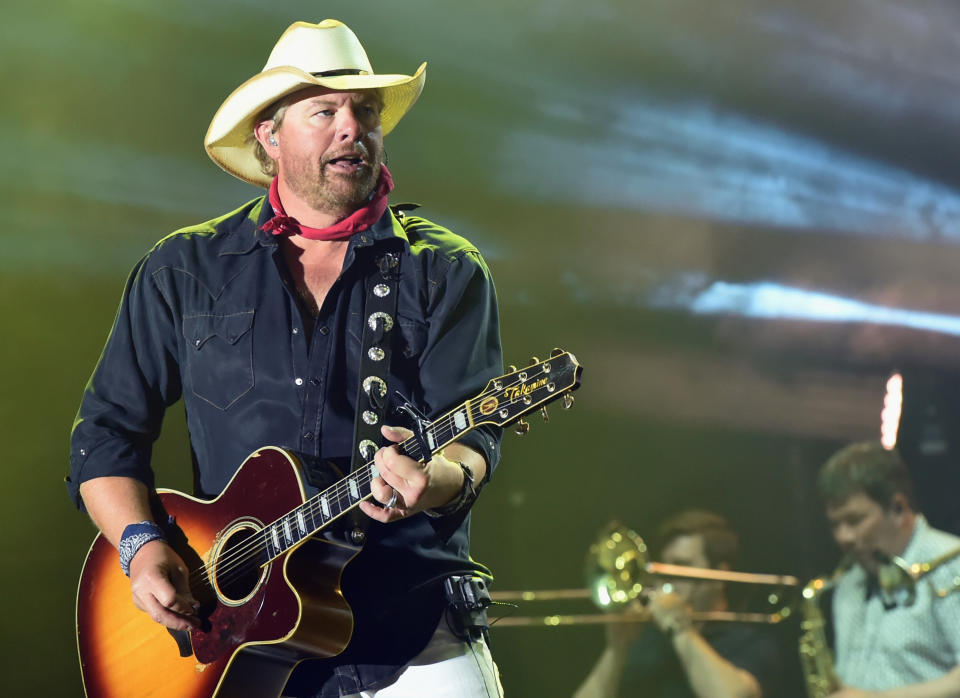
[256,349,580,562]
[258,399,479,561]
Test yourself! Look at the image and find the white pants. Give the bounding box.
[343,616,503,698]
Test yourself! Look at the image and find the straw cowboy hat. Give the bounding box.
[205,19,426,188]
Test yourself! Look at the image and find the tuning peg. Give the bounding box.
[562,393,575,409]
[551,348,564,357]
[528,356,540,366]
[508,364,517,373]
[514,418,530,436]
[540,406,550,422]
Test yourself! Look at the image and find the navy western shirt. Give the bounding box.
[67,195,503,695]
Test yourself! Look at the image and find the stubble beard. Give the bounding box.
[285,148,383,221]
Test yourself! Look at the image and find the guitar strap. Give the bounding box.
[344,206,411,545]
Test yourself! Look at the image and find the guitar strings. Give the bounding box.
[187,397,478,591]
[186,399,473,591]
[188,368,563,591]
[192,378,550,592]
[192,371,562,592]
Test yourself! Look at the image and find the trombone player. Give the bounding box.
[573,510,781,698]
[817,441,960,697]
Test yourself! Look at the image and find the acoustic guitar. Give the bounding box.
[76,349,582,698]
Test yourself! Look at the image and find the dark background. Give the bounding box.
[6,1,960,695]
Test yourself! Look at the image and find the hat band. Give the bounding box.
[312,68,368,77]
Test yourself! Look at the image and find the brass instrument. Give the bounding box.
[878,544,960,603]
[490,523,798,628]
[798,562,849,698]
[798,546,960,698]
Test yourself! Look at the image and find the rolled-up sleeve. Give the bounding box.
[66,254,181,510]
[419,249,503,480]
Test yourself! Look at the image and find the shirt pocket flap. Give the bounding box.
[183,311,255,350]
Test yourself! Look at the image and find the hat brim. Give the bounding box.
[205,62,426,188]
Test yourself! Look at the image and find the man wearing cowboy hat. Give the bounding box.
[68,19,504,697]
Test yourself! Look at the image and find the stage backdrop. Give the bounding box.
[5,1,960,695]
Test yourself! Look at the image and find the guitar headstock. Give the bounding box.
[473,348,582,430]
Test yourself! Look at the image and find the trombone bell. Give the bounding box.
[587,523,649,609]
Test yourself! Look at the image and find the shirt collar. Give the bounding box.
[896,514,928,565]
[213,195,274,256]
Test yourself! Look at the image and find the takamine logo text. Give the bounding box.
[504,378,548,401]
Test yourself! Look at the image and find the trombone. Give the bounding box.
[490,523,800,628]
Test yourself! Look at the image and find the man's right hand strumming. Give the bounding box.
[128,539,200,631]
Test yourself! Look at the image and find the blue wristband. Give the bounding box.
[118,520,166,576]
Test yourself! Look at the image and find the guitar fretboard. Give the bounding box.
[256,401,479,562]
[211,351,579,581]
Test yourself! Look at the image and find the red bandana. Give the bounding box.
[261,165,394,241]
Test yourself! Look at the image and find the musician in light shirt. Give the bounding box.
[818,441,960,698]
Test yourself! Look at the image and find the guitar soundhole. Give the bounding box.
[213,527,264,604]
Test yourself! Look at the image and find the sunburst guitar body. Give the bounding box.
[77,447,356,698]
